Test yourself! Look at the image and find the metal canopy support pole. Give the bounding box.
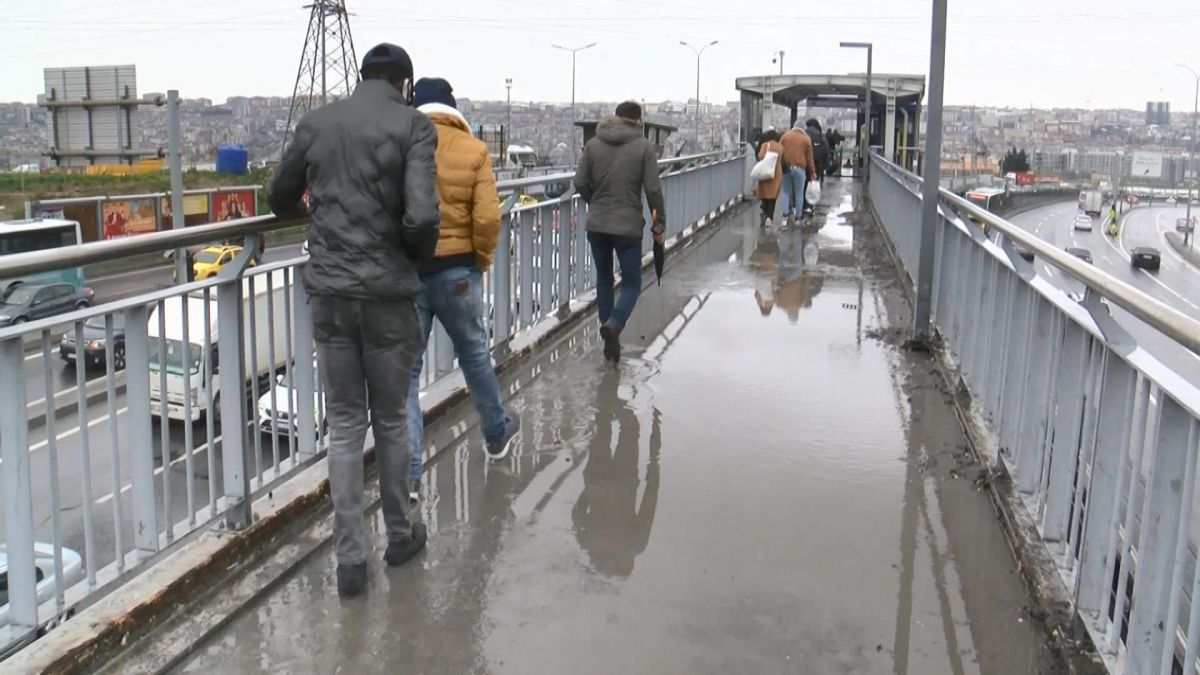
[915,0,948,343]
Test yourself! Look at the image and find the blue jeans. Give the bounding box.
[407,266,507,482]
[587,231,642,329]
[780,168,808,216]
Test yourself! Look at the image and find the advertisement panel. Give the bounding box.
[211,189,255,222]
[160,194,211,227]
[101,198,157,239]
[1035,174,1062,184]
[1015,171,1035,186]
[1131,151,1163,179]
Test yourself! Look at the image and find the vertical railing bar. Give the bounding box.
[157,304,172,543]
[246,274,263,483]
[266,272,281,471]
[75,318,97,583]
[1104,375,1149,651]
[181,294,195,525]
[41,330,66,610]
[203,288,217,513]
[284,272,297,470]
[103,316,125,573]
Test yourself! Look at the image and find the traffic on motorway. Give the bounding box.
[1004,200,1200,384]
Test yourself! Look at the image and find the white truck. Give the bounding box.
[149,269,290,422]
[1082,189,1104,216]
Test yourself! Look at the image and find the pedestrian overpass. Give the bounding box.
[2,143,1200,674]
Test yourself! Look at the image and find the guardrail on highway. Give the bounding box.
[0,147,749,658]
[869,152,1200,675]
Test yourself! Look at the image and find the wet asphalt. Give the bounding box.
[172,180,1063,675]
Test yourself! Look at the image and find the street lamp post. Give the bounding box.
[553,42,597,161]
[841,41,874,181]
[505,78,513,167]
[680,40,718,150]
[1177,63,1199,248]
[769,50,785,129]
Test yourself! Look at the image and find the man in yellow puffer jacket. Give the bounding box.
[406,78,520,501]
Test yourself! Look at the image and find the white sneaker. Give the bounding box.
[765,217,773,227]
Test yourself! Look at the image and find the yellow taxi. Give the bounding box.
[192,245,255,280]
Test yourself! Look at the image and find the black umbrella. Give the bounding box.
[652,210,665,285]
[654,238,665,285]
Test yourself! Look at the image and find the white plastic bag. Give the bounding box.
[750,151,779,182]
[805,180,822,205]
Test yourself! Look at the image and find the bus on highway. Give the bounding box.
[0,218,84,297]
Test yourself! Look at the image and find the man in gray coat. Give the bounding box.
[573,101,665,362]
[267,42,439,597]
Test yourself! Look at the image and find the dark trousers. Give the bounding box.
[587,231,643,329]
[312,296,422,565]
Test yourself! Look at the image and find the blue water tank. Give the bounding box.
[215,144,248,175]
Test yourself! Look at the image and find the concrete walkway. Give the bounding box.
[167,180,1062,674]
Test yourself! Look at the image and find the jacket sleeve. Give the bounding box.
[401,114,441,262]
[573,143,593,203]
[643,143,666,232]
[805,139,816,178]
[471,146,502,264]
[267,119,312,217]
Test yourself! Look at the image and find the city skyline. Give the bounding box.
[1,0,1197,112]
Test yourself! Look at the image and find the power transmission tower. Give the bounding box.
[281,0,358,156]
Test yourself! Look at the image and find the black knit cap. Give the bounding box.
[615,100,642,121]
[360,43,413,79]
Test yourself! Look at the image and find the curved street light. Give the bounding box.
[680,40,719,148]
[553,42,598,161]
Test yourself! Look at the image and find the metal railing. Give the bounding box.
[0,147,748,657]
[869,152,1200,675]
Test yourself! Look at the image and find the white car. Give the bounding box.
[1073,214,1093,231]
[1166,197,1177,205]
[0,543,84,628]
[257,362,324,436]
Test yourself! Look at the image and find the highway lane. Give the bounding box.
[1008,201,1200,385]
[18,242,306,421]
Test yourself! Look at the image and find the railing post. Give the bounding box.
[914,0,948,343]
[494,209,513,345]
[0,337,37,634]
[293,279,318,460]
[123,304,161,556]
[217,277,252,529]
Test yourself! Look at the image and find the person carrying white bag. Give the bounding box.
[752,129,785,227]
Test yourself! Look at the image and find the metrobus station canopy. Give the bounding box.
[735,73,925,168]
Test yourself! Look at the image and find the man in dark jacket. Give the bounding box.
[806,119,831,183]
[573,101,665,362]
[267,42,439,597]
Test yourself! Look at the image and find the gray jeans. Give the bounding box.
[312,295,422,565]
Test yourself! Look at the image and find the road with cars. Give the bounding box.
[17,242,306,418]
[1007,200,1200,385]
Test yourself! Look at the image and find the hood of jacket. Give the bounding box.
[595,116,643,145]
[418,103,470,133]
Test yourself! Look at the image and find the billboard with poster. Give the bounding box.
[102,198,157,239]
[1131,151,1163,179]
[211,189,255,222]
[160,194,211,227]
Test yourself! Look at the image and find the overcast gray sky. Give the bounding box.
[2,0,1198,111]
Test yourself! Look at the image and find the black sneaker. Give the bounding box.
[599,320,622,362]
[409,479,421,504]
[486,409,521,461]
[337,562,367,597]
[384,522,427,567]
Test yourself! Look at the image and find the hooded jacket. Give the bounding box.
[573,116,665,238]
[806,123,831,172]
[267,79,440,300]
[418,103,501,271]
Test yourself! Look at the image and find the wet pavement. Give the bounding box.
[172,180,1063,675]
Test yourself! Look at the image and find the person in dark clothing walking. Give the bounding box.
[805,119,831,183]
[574,101,666,362]
[267,42,439,598]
